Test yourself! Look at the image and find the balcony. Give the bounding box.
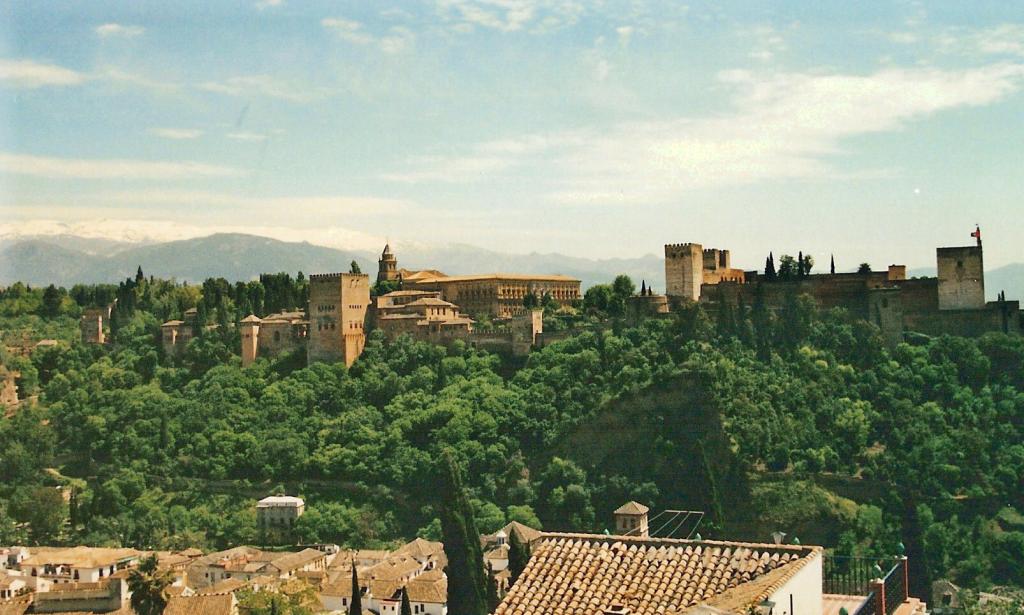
[823,555,921,615]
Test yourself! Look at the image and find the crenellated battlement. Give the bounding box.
[309,272,344,282]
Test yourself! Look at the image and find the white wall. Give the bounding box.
[767,551,823,615]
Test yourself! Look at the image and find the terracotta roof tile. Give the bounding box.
[495,534,819,615]
[164,593,235,615]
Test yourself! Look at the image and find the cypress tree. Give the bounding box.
[348,564,362,615]
[751,283,772,360]
[508,530,528,585]
[736,294,753,346]
[439,449,488,615]
[830,254,836,275]
[797,251,805,278]
[765,252,777,280]
[487,563,500,613]
[135,266,144,284]
[400,587,412,615]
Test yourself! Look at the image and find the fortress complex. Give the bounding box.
[402,273,581,319]
[225,243,566,367]
[664,230,1021,341]
[381,243,581,319]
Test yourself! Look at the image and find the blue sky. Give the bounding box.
[1,0,1022,269]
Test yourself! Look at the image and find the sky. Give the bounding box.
[1,0,1022,269]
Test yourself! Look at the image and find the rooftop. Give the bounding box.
[22,547,142,569]
[164,593,234,615]
[256,495,304,507]
[494,533,820,615]
[615,501,650,515]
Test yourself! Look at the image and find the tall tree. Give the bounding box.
[797,251,805,278]
[128,555,174,615]
[830,254,836,275]
[136,266,145,284]
[349,260,362,275]
[508,531,529,585]
[348,564,362,615]
[487,563,500,612]
[42,284,62,317]
[439,449,489,615]
[765,252,776,280]
[400,587,412,615]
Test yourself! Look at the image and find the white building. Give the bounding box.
[20,547,141,585]
[256,495,305,531]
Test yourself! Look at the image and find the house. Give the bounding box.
[319,539,447,615]
[20,547,141,585]
[186,547,327,589]
[255,495,305,531]
[164,592,237,615]
[494,503,926,615]
[0,570,27,600]
[495,533,826,615]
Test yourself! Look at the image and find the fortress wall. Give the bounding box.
[904,301,1020,337]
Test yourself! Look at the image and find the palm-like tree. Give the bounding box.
[128,555,174,615]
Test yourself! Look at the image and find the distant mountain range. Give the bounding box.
[1,233,1021,301]
[0,233,665,291]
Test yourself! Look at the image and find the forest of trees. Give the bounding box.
[1,270,1023,598]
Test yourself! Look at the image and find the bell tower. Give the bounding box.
[378,243,399,283]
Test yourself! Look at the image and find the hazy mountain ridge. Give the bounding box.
[0,233,665,290]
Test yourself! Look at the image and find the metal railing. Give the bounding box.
[883,559,908,615]
[823,556,894,596]
[852,591,877,615]
[824,555,908,615]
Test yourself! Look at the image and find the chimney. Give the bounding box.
[613,501,650,538]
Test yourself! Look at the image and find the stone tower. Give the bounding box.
[307,272,370,367]
[378,244,398,283]
[936,244,984,310]
[665,243,704,302]
[79,308,105,344]
[240,315,261,367]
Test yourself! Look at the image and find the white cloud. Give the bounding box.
[198,75,324,102]
[226,131,268,142]
[937,23,1024,58]
[0,58,86,88]
[322,18,415,54]
[616,26,634,47]
[95,23,145,38]
[436,0,583,34]
[0,153,243,180]
[255,0,283,9]
[381,62,1024,203]
[149,128,203,140]
[322,18,375,45]
[745,25,787,62]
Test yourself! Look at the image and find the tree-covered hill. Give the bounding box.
[1,273,1023,598]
